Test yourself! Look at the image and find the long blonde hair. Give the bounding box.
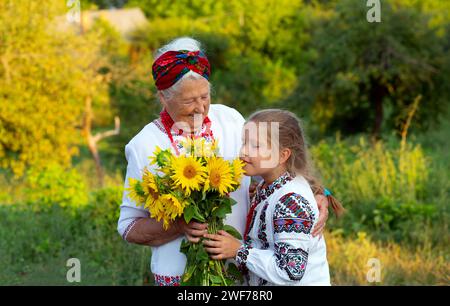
[247,109,345,217]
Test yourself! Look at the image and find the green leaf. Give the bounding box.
[182,264,197,283]
[193,205,206,223]
[212,200,232,219]
[184,205,195,223]
[197,243,209,262]
[209,274,223,284]
[180,239,191,255]
[222,225,242,240]
[226,263,244,283]
[229,197,237,206]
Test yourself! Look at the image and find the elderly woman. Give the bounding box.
[117,37,329,286]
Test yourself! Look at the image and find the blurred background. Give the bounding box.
[0,0,448,285]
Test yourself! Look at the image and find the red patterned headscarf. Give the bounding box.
[152,50,211,90]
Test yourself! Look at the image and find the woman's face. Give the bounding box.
[160,77,210,133]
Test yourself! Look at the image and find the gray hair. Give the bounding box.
[155,37,210,101]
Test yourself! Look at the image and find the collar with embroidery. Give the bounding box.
[254,172,294,203]
[154,109,215,155]
[159,109,212,137]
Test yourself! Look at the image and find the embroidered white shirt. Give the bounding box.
[117,104,250,278]
[236,172,331,286]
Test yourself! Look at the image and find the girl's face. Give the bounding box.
[239,122,283,177]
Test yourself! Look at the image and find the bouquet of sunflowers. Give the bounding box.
[127,138,245,286]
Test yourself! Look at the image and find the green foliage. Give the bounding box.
[300,0,450,135]
[0,186,152,285]
[0,1,115,176]
[178,192,240,285]
[24,163,88,210]
[310,136,446,244]
[126,0,223,19]
[0,1,81,175]
[128,0,316,116]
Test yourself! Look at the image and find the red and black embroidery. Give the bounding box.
[258,172,293,202]
[236,243,252,273]
[154,274,181,286]
[152,109,214,156]
[275,242,309,281]
[257,202,269,250]
[244,172,293,241]
[273,192,315,235]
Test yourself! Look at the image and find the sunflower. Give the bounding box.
[204,157,235,195]
[152,194,186,230]
[126,178,146,205]
[231,159,246,186]
[193,138,216,158]
[181,137,218,158]
[147,198,165,222]
[149,146,173,168]
[142,169,160,208]
[171,155,207,196]
[161,194,185,220]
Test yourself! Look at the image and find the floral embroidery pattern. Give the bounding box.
[273,192,315,235]
[154,274,181,286]
[152,118,214,156]
[257,202,269,249]
[236,243,252,274]
[275,242,308,281]
[254,172,293,204]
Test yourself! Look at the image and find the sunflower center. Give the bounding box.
[210,171,222,187]
[149,189,159,200]
[183,165,197,179]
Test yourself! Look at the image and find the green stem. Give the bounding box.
[208,218,228,286]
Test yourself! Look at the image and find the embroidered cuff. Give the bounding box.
[122,218,140,241]
[275,242,309,281]
[236,243,252,272]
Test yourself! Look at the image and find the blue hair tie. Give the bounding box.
[324,188,332,197]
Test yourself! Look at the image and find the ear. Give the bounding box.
[279,148,291,165]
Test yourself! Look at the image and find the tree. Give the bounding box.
[0,1,84,176]
[0,1,116,179]
[299,0,450,137]
[128,0,316,115]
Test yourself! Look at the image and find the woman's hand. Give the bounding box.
[312,194,329,237]
[203,230,242,260]
[175,218,208,243]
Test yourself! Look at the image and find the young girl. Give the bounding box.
[203,109,344,285]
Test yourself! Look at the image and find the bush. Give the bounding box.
[311,137,438,241]
[24,164,88,210]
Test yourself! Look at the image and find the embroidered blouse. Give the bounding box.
[236,172,331,286]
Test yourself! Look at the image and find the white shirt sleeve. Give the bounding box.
[117,143,149,240]
[236,193,315,285]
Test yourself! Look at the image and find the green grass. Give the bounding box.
[0,188,153,285]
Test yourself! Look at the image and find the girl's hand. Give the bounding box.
[203,230,242,260]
